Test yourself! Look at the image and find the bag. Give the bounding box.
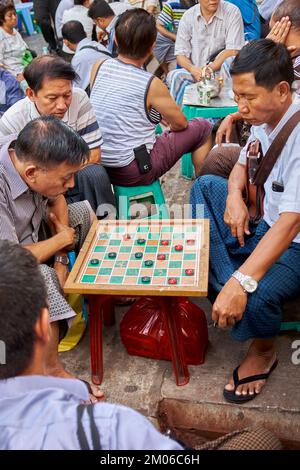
[245,110,300,224]
[120,297,208,365]
[21,49,33,67]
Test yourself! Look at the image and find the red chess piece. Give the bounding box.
[157,254,166,261]
[161,240,169,246]
[185,269,194,276]
[123,234,131,241]
[187,239,195,245]
[175,244,183,251]
[168,277,177,285]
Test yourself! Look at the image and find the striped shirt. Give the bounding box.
[158,0,193,33]
[0,88,102,149]
[90,59,160,168]
[175,1,245,67]
[0,139,48,244]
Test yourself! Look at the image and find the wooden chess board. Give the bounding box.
[64,219,209,297]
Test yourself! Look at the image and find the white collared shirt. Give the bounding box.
[239,103,300,243]
[175,1,245,67]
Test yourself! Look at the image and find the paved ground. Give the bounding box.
[24,32,300,449]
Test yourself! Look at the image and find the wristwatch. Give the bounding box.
[231,271,258,293]
[54,255,70,266]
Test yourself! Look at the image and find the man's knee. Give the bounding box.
[200,145,240,178]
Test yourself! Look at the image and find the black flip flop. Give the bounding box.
[223,359,278,404]
[80,379,93,395]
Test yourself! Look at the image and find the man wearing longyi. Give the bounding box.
[191,39,300,403]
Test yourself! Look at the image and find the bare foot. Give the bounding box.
[46,365,104,404]
[224,340,277,397]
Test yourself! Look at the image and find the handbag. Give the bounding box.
[245,110,300,224]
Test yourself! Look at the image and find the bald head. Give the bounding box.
[273,0,300,31]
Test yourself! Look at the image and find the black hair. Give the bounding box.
[74,0,87,4]
[62,20,87,44]
[88,0,114,19]
[115,9,157,60]
[230,39,294,90]
[273,0,300,31]
[23,55,77,94]
[14,116,90,167]
[0,241,47,379]
[0,0,15,26]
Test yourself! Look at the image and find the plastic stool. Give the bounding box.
[15,2,35,36]
[280,321,300,332]
[113,180,169,220]
[181,152,194,180]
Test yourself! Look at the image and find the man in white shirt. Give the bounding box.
[167,0,245,105]
[62,20,111,91]
[0,55,115,217]
[191,39,300,404]
[61,0,94,55]
[88,0,119,57]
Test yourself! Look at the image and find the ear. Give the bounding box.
[34,307,50,346]
[276,81,291,101]
[23,164,39,184]
[26,87,35,102]
[63,38,71,49]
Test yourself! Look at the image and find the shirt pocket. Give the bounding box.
[267,190,282,224]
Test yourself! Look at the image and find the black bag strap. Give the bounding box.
[79,45,112,57]
[253,110,300,186]
[76,404,102,450]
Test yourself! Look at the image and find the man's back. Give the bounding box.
[0,376,182,450]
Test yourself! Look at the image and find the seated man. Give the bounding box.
[0,117,103,401]
[0,55,115,217]
[201,0,300,179]
[62,20,111,92]
[90,9,212,182]
[167,0,245,105]
[191,39,300,403]
[0,240,282,449]
[0,67,24,116]
[88,0,119,57]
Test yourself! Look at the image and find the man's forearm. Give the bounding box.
[48,195,69,256]
[176,55,195,73]
[156,22,176,41]
[228,162,247,195]
[239,213,300,281]
[24,233,68,263]
[211,49,239,71]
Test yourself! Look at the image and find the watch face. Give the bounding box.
[243,278,258,293]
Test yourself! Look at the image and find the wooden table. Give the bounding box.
[64,219,209,386]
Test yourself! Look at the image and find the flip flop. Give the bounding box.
[80,379,93,395]
[223,358,278,404]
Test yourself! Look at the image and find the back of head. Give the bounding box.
[0,241,47,379]
[88,0,114,19]
[23,55,76,94]
[230,39,294,90]
[62,20,87,44]
[273,0,300,31]
[0,0,15,26]
[115,9,157,60]
[14,116,90,167]
[74,0,87,4]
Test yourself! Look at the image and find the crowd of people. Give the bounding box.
[0,0,298,451]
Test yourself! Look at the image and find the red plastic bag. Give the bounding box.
[120,297,208,365]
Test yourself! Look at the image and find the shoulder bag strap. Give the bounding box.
[79,45,112,57]
[89,59,108,93]
[76,404,102,450]
[254,110,300,186]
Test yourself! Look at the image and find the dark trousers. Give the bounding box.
[33,0,60,49]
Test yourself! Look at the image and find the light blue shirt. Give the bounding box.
[0,375,183,450]
[239,102,300,241]
[258,0,283,21]
[55,0,74,39]
[72,38,111,91]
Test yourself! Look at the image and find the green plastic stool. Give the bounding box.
[181,103,238,180]
[280,321,300,332]
[113,180,169,220]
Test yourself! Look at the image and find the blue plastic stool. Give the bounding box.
[113,180,169,220]
[15,2,35,36]
[280,321,300,332]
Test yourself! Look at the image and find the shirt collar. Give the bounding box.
[77,37,90,50]
[0,375,89,401]
[197,2,223,22]
[263,102,300,143]
[106,15,118,34]
[0,139,29,200]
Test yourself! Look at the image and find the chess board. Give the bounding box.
[64,219,209,297]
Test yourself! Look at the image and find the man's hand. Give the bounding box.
[54,262,69,289]
[212,277,248,328]
[224,192,250,247]
[190,65,204,82]
[49,212,76,251]
[267,16,291,44]
[216,114,235,145]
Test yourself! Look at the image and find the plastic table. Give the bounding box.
[15,2,35,36]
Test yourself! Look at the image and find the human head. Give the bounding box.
[88,0,114,31]
[199,0,220,16]
[24,56,76,118]
[271,0,300,48]
[230,39,294,127]
[0,0,17,28]
[62,20,87,50]
[12,116,89,198]
[115,9,157,60]
[0,241,49,380]
[74,0,91,5]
